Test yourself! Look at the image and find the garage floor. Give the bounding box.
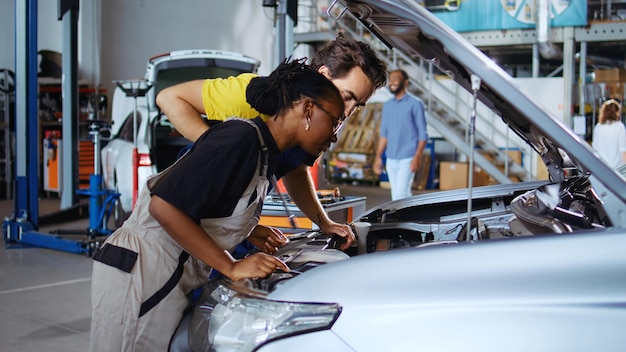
[0,182,392,351]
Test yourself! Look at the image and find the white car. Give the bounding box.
[101,49,260,226]
[169,1,626,351]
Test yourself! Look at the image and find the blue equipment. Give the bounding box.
[3,0,118,256]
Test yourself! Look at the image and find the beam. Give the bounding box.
[59,0,80,209]
[14,0,39,227]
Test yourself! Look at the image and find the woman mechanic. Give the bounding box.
[157,36,388,252]
[89,59,345,352]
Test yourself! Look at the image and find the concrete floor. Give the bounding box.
[0,182,392,352]
[0,198,94,352]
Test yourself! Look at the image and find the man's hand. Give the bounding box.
[373,157,384,175]
[248,225,289,254]
[411,155,421,173]
[319,221,355,251]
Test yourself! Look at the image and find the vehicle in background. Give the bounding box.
[170,1,626,351]
[101,50,260,226]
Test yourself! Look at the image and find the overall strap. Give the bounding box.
[236,117,269,177]
[139,250,189,318]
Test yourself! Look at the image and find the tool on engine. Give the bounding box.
[270,175,298,229]
[327,234,347,249]
[277,248,302,264]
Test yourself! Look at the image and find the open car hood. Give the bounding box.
[333,0,626,199]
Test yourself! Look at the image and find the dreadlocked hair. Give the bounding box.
[247,57,343,117]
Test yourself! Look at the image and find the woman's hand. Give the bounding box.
[229,253,290,281]
[319,221,355,251]
[150,196,289,282]
[248,225,289,254]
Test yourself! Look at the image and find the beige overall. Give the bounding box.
[90,119,269,351]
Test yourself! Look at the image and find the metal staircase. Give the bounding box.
[294,3,534,184]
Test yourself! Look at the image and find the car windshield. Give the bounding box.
[154,66,250,102]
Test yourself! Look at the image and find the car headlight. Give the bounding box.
[207,281,341,352]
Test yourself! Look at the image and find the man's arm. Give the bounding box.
[411,99,428,172]
[156,79,208,143]
[411,139,427,173]
[282,165,329,227]
[282,164,354,250]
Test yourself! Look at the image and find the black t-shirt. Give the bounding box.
[275,147,318,179]
[177,130,317,180]
[150,117,278,222]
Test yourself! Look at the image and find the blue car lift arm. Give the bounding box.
[3,0,99,255]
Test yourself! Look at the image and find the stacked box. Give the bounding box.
[593,68,626,99]
[439,161,491,190]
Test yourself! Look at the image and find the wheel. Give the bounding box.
[113,173,131,228]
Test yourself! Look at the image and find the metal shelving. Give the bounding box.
[460,21,626,47]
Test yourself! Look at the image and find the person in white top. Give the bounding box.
[592,99,626,169]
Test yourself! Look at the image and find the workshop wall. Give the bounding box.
[1,0,276,118]
[0,0,64,71]
[98,0,276,103]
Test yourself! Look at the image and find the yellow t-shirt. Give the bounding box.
[202,73,318,173]
[201,73,272,122]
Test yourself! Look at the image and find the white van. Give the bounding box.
[101,49,260,226]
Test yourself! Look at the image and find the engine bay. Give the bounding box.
[355,173,609,254]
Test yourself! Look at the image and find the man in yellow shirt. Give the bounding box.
[157,35,387,252]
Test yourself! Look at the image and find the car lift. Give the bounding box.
[50,120,120,237]
[3,0,116,256]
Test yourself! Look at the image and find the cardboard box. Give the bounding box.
[536,157,550,181]
[439,161,491,190]
[593,68,626,82]
[506,150,523,165]
[481,149,522,165]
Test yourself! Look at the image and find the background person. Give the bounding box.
[373,69,428,201]
[156,34,387,249]
[592,99,626,169]
[90,59,345,352]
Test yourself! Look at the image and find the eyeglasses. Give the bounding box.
[313,101,345,134]
[347,105,363,118]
